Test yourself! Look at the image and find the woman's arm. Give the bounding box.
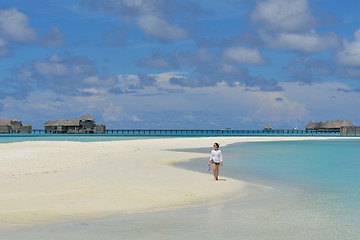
[219,150,223,166]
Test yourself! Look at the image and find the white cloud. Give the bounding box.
[150,72,182,83]
[219,64,239,74]
[140,55,169,68]
[261,30,340,53]
[222,47,265,64]
[81,0,197,42]
[251,0,315,32]
[0,38,8,56]
[3,76,359,129]
[84,76,117,87]
[41,26,64,47]
[138,15,187,42]
[102,103,124,122]
[31,54,97,79]
[130,115,142,122]
[0,7,36,42]
[117,74,139,84]
[17,68,34,81]
[337,29,360,67]
[281,81,360,122]
[189,85,309,126]
[251,1,339,54]
[345,68,360,77]
[197,48,214,62]
[34,61,68,76]
[81,88,105,95]
[254,92,309,122]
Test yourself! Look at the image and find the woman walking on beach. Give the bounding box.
[208,143,223,180]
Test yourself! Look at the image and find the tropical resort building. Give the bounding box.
[305,120,353,132]
[263,124,272,131]
[44,114,106,134]
[0,119,32,134]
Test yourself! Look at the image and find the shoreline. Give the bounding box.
[0,136,350,230]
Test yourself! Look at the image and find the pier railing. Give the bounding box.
[102,129,340,136]
[29,129,342,136]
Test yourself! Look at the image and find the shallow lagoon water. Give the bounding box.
[1,138,359,239]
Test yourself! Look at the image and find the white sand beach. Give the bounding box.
[0,136,335,230]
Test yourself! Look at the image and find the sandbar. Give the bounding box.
[0,136,337,229]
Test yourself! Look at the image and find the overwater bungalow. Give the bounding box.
[44,114,106,134]
[305,120,353,132]
[0,119,32,134]
[263,124,272,131]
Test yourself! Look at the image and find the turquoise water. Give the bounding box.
[226,139,360,194]
[178,139,360,238]
[154,139,360,239]
[1,138,359,239]
[224,140,360,228]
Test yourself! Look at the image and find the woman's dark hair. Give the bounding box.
[214,143,219,148]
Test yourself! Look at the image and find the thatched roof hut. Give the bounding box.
[44,114,105,134]
[305,120,353,131]
[44,119,80,127]
[263,124,272,131]
[0,119,19,125]
[80,114,94,121]
[0,119,32,133]
[305,121,321,130]
[44,115,95,127]
[322,120,353,128]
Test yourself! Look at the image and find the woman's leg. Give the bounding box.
[212,163,219,180]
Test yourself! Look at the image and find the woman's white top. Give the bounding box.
[210,149,223,163]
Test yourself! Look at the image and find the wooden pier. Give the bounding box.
[18,128,351,136]
[101,129,340,136]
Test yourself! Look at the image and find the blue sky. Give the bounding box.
[1,0,360,129]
